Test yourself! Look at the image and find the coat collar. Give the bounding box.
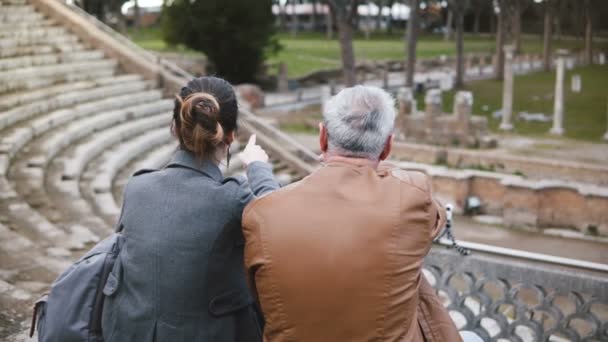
[167,149,223,182]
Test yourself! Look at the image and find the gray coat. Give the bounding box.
[101,149,280,342]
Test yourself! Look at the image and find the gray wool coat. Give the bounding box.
[101,149,280,342]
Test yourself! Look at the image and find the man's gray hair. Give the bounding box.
[323,85,396,160]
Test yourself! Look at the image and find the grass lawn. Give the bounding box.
[127,27,608,78]
[433,64,608,141]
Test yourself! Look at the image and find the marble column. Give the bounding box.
[550,49,568,136]
[425,89,442,136]
[382,69,389,89]
[397,87,416,116]
[478,55,485,75]
[454,91,473,138]
[321,85,332,114]
[277,62,289,93]
[499,45,515,131]
[603,99,608,141]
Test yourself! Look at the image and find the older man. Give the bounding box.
[242,86,476,341]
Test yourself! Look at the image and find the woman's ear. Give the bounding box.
[225,131,236,145]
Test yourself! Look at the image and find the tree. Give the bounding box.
[325,0,360,86]
[406,0,420,87]
[452,0,467,88]
[162,0,280,84]
[494,0,516,80]
[542,0,553,71]
[584,0,593,65]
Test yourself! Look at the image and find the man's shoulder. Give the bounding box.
[381,164,431,194]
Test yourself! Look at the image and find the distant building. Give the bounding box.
[271,3,411,31]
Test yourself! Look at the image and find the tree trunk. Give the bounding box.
[311,0,318,31]
[455,5,464,88]
[387,0,394,35]
[495,9,504,80]
[376,0,384,30]
[134,0,141,30]
[473,8,481,35]
[291,0,299,38]
[406,0,419,87]
[444,8,453,41]
[542,0,552,72]
[279,3,287,31]
[584,0,593,65]
[338,20,357,86]
[326,6,334,39]
[513,0,521,53]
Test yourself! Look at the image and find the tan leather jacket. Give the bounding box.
[243,159,462,342]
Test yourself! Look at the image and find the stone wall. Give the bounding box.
[391,142,608,185]
[398,161,608,236]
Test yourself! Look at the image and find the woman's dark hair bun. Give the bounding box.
[172,77,238,161]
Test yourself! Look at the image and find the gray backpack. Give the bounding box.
[30,229,123,342]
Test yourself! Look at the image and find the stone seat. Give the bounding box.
[0,49,104,71]
[27,99,173,170]
[0,10,43,22]
[0,30,78,48]
[0,89,161,173]
[0,41,86,58]
[62,113,171,180]
[0,4,34,14]
[0,18,54,31]
[90,128,172,194]
[0,77,151,131]
[0,59,117,94]
[0,73,141,111]
[0,26,66,39]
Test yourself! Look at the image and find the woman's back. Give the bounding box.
[102,150,275,341]
[101,76,278,342]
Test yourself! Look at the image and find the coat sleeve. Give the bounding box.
[228,161,281,220]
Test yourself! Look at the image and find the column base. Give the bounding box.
[549,127,564,135]
[499,122,513,131]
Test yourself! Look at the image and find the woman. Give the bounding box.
[102,77,279,341]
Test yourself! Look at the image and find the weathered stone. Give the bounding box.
[424,88,442,136]
[277,62,289,93]
[499,45,515,131]
[453,91,473,139]
[550,49,568,136]
[320,85,332,114]
[236,84,265,109]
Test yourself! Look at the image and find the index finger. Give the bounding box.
[247,134,256,147]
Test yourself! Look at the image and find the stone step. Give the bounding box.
[0,0,28,5]
[0,89,162,175]
[0,18,54,32]
[62,113,172,180]
[0,73,142,111]
[0,76,149,131]
[30,99,173,169]
[0,32,79,49]
[0,25,66,39]
[0,10,43,22]
[90,128,172,194]
[0,41,86,58]
[0,4,35,17]
[0,49,104,70]
[0,59,117,94]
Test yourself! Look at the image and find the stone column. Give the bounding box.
[550,49,568,136]
[604,99,608,141]
[465,54,474,75]
[382,69,389,89]
[499,45,515,131]
[425,89,442,135]
[397,87,416,116]
[453,91,473,139]
[321,85,332,114]
[478,55,485,75]
[277,62,289,93]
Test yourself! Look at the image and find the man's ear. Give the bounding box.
[379,134,393,161]
[319,122,328,153]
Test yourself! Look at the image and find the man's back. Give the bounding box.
[243,160,446,341]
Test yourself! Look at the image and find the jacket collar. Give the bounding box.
[167,149,223,182]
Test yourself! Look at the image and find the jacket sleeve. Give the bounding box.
[417,275,463,342]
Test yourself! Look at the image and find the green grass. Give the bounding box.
[128,28,608,78]
[435,64,608,141]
